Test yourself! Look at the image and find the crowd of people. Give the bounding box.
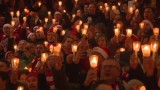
[0,0,160,90]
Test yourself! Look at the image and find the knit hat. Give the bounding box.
[92,47,109,59]
[5,51,14,60]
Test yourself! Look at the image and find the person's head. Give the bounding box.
[0,71,9,90]
[26,72,38,90]
[47,31,58,43]
[54,12,62,22]
[20,70,29,84]
[0,60,10,72]
[18,40,28,52]
[142,20,153,33]
[35,44,45,57]
[35,30,45,39]
[126,79,145,90]
[88,3,96,15]
[97,35,108,47]
[100,59,121,84]
[92,80,113,90]
[84,4,88,14]
[12,18,20,28]
[94,23,107,34]
[26,42,36,54]
[27,33,36,42]
[3,24,12,36]
[63,37,73,48]
[144,7,154,21]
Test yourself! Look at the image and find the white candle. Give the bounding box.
[10,11,14,19]
[17,86,24,90]
[140,22,144,29]
[76,25,80,32]
[61,30,66,36]
[89,55,98,68]
[14,44,18,52]
[153,28,159,37]
[41,53,48,62]
[11,21,15,27]
[24,66,28,70]
[44,41,49,48]
[114,28,120,37]
[52,19,56,24]
[128,7,134,14]
[23,17,27,23]
[16,11,20,17]
[151,41,159,52]
[63,10,66,13]
[81,29,87,36]
[118,2,121,6]
[99,6,103,11]
[139,86,146,90]
[141,44,151,57]
[49,45,54,53]
[11,58,19,69]
[38,2,42,7]
[58,1,62,7]
[133,41,141,52]
[105,6,109,12]
[126,29,132,37]
[72,44,78,53]
[45,18,48,24]
[104,3,108,7]
[79,20,83,25]
[72,14,75,19]
[112,5,116,10]
[48,11,51,16]
[120,48,125,52]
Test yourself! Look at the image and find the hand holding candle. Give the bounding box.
[89,55,98,68]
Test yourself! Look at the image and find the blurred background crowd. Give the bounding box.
[0,0,160,90]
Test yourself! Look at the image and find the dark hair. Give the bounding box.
[0,59,10,68]
[0,71,9,81]
[91,80,113,90]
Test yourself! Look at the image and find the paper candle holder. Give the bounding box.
[89,55,98,68]
[141,44,151,57]
[11,58,19,69]
[41,53,48,62]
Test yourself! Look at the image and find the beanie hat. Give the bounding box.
[92,46,109,59]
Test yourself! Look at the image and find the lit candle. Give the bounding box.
[39,27,43,32]
[89,55,98,68]
[118,2,121,6]
[45,18,48,24]
[126,29,132,37]
[75,0,78,4]
[114,28,120,37]
[49,45,54,53]
[24,8,29,13]
[72,14,75,19]
[139,86,146,90]
[112,5,116,10]
[81,29,87,36]
[79,20,83,25]
[129,7,134,14]
[17,86,24,90]
[11,58,19,69]
[105,6,109,12]
[24,66,28,70]
[116,23,121,30]
[53,43,61,56]
[16,11,20,18]
[48,11,51,16]
[153,28,159,37]
[84,23,88,30]
[53,27,57,33]
[151,41,159,52]
[63,10,66,13]
[14,44,18,52]
[10,11,14,19]
[140,22,144,29]
[120,48,125,52]
[135,9,139,15]
[141,44,151,57]
[99,5,103,11]
[133,41,141,52]
[72,44,78,53]
[38,1,42,7]
[11,21,15,27]
[58,1,62,7]
[52,19,56,24]
[41,53,48,62]
[23,17,27,23]
[76,25,80,32]
[61,30,66,36]
[44,41,49,48]
[104,3,108,7]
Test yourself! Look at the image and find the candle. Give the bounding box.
[133,41,141,52]
[11,58,19,69]
[63,10,66,13]
[153,28,159,37]
[39,27,43,32]
[114,28,120,37]
[151,41,159,52]
[45,18,48,24]
[48,11,51,16]
[104,3,108,7]
[24,66,28,70]
[116,23,121,30]
[141,44,151,57]
[23,17,27,23]
[105,6,109,12]
[44,41,49,48]
[79,20,83,25]
[10,11,14,19]
[135,9,139,15]
[75,0,78,4]
[140,22,144,29]
[14,44,18,52]
[72,44,78,53]
[72,14,75,19]
[24,8,29,13]
[112,5,116,10]
[16,11,20,17]
[99,5,103,11]
[53,27,57,33]
[17,86,24,90]
[76,25,80,32]
[53,43,62,56]
[139,86,146,90]
[128,7,134,14]
[84,23,88,30]
[81,29,87,36]
[38,1,42,7]
[49,45,54,53]
[58,1,62,7]
[61,30,66,36]
[120,48,125,52]
[118,2,121,6]
[52,19,56,24]
[126,29,132,37]
[11,21,15,27]
[41,53,48,62]
[89,55,98,68]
